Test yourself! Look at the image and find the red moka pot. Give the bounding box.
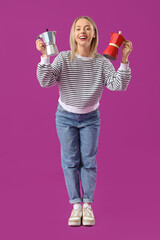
[103,31,125,60]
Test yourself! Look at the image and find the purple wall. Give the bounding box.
[1,0,160,239]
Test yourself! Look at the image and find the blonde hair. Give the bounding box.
[69,16,99,62]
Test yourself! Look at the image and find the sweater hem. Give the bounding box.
[58,98,99,114]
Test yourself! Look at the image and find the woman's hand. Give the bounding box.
[36,39,47,57]
[121,40,133,63]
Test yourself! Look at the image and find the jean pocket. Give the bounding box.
[90,108,100,117]
[57,103,68,113]
[57,103,69,113]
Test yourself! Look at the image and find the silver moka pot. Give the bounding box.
[37,29,59,56]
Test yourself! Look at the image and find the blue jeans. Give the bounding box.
[55,103,101,204]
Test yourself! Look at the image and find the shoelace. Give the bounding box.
[71,207,82,217]
[83,207,94,217]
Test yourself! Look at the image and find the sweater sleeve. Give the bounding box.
[103,57,131,91]
[36,52,63,88]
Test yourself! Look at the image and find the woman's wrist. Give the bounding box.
[121,58,128,64]
[42,53,47,57]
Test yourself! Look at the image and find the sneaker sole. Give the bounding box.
[68,220,82,226]
[82,220,95,226]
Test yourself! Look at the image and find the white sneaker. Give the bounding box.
[82,206,95,226]
[68,207,83,226]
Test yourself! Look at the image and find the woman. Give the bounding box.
[36,16,133,226]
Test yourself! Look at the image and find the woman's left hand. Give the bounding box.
[122,40,133,63]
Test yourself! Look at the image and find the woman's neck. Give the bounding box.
[76,46,91,57]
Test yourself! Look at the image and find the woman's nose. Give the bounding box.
[81,29,85,34]
[80,32,86,35]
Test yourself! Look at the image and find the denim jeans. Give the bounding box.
[55,103,101,204]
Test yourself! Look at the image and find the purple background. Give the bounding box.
[1,0,160,239]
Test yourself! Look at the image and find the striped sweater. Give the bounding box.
[36,50,131,114]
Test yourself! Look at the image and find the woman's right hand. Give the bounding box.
[36,39,47,57]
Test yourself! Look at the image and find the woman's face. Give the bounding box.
[74,18,95,49]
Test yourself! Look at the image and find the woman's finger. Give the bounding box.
[124,42,133,50]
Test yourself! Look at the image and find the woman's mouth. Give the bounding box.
[79,36,87,41]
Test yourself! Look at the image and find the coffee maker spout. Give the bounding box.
[36,34,43,40]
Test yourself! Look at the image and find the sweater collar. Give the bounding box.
[75,53,93,60]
